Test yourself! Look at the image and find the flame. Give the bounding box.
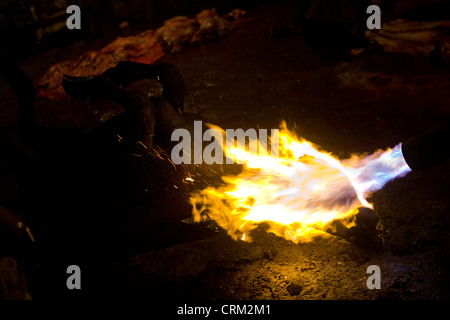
[189,122,411,243]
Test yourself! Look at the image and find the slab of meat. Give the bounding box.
[36,8,246,101]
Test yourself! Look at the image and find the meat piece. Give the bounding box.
[36,31,165,100]
[190,8,233,44]
[155,16,199,53]
[366,19,450,62]
[36,8,246,101]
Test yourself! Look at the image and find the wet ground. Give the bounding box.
[1,3,450,300]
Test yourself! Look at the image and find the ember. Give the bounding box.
[190,122,411,243]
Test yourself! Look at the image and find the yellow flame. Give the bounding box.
[190,121,411,243]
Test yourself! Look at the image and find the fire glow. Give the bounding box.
[190,122,412,243]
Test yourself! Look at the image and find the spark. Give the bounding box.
[137,141,148,149]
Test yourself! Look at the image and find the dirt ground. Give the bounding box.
[1,3,450,300]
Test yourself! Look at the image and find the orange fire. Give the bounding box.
[189,122,411,243]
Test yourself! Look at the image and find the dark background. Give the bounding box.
[0,0,450,300]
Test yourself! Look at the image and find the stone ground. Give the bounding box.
[1,3,450,300]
